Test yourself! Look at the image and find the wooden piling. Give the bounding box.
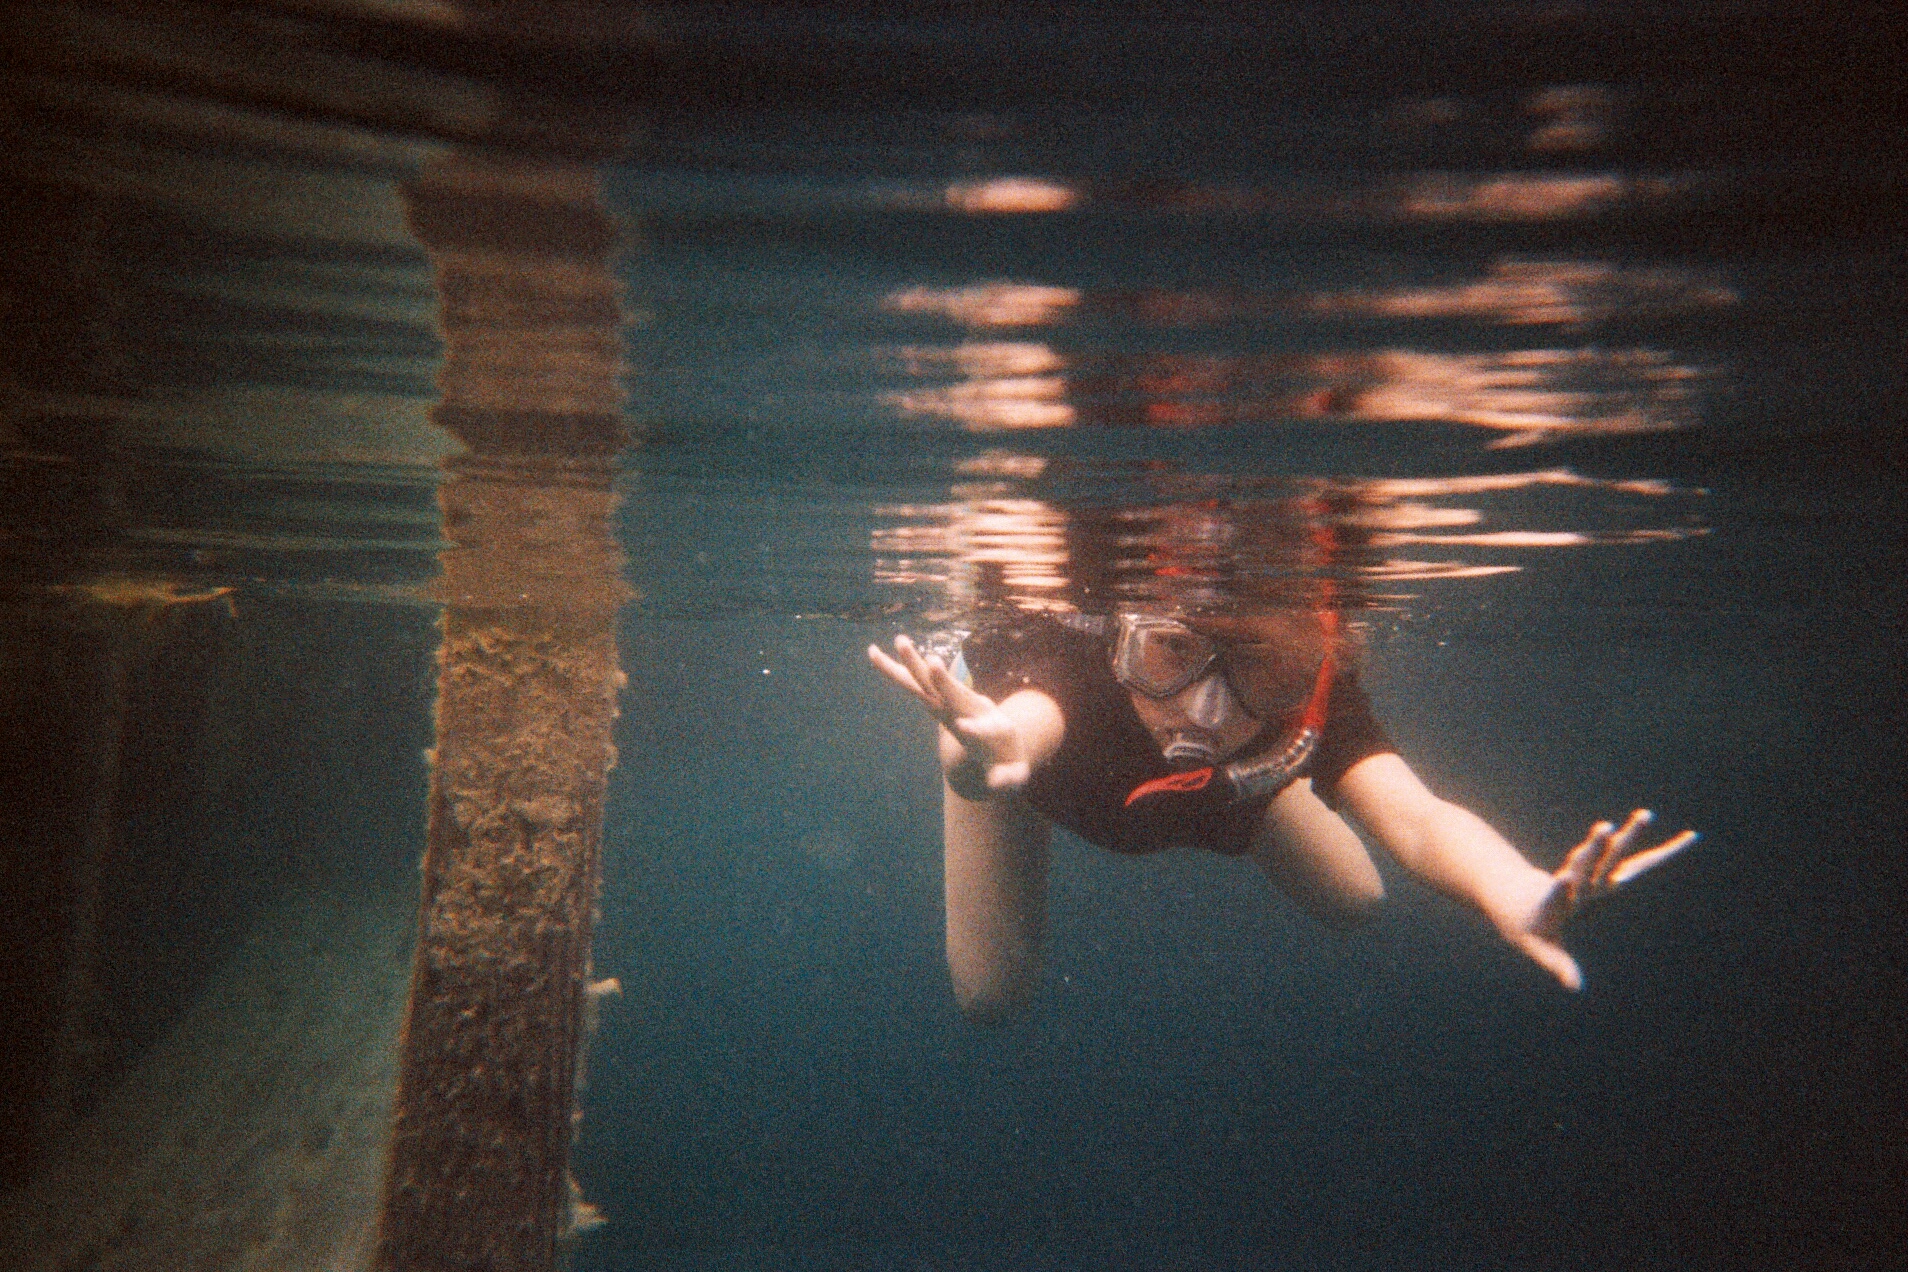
[376,155,628,1271]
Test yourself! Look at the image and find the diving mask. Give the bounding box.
[1110,614,1318,721]
[1118,611,1342,807]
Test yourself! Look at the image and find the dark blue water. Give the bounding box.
[564,37,1908,1269]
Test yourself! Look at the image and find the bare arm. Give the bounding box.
[941,781,1050,1024]
[1335,752,1697,989]
[1249,779,1386,929]
[869,635,1063,1023]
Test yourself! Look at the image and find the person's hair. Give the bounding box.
[1186,608,1363,709]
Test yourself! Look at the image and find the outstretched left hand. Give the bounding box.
[1512,809,1700,990]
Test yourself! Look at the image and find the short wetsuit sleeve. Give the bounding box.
[1309,670,1397,802]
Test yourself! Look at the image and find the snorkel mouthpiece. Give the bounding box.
[1153,675,1244,767]
[1160,731,1219,769]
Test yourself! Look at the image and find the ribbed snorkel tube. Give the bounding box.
[1217,609,1337,801]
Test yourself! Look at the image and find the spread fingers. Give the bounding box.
[868,643,922,695]
[1557,820,1615,899]
[868,639,944,711]
[1590,809,1654,888]
[1609,830,1700,886]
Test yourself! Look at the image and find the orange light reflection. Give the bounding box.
[1391,168,1705,223]
[886,342,1077,431]
[1308,258,1736,326]
[1525,84,1617,154]
[884,334,1706,444]
[942,177,1081,214]
[873,463,1703,616]
[1298,348,1704,447]
[884,283,1082,328]
[873,488,1074,612]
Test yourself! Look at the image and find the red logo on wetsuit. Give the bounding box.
[1124,767,1215,807]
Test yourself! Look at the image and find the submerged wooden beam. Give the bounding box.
[376,154,628,1272]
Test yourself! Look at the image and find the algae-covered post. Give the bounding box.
[377,155,630,1272]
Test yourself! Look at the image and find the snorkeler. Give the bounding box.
[868,609,1697,1024]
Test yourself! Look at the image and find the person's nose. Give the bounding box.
[1179,673,1242,730]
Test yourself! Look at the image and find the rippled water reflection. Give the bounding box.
[615,100,1773,626]
[8,36,1893,630]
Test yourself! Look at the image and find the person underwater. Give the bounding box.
[869,608,1697,1024]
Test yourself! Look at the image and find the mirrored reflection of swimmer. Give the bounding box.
[868,608,1696,1024]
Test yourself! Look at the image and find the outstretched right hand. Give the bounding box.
[868,635,1032,794]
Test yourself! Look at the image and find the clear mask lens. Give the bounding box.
[1216,642,1313,719]
[1115,616,1323,721]
[1112,618,1217,698]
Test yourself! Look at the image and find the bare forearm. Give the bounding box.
[1337,753,1551,934]
[1380,798,1552,930]
[942,781,1050,1024]
[1331,754,1690,991]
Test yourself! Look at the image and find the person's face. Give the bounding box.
[1122,610,1330,767]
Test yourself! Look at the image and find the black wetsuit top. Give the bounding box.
[963,618,1396,857]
